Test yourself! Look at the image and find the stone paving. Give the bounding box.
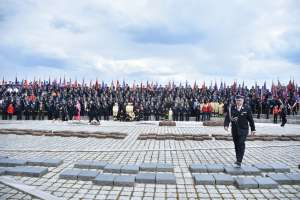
[0,120,299,199]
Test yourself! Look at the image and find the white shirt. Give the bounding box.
[237,106,242,111]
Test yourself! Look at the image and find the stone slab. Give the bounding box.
[212,174,234,185]
[135,173,156,184]
[156,173,176,184]
[5,167,26,176]
[194,174,215,185]
[266,173,293,185]
[103,164,123,173]
[139,163,157,172]
[252,163,274,172]
[93,174,115,186]
[206,164,225,173]
[0,158,27,167]
[26,158,46,166]
[269,163,290,173]
[156,163,174,172]
[189,164,207,173]
[59,169,81,180]
[42,159,63,167]
[286,173,300,184]
[241,166,261,175]
[21,167,48,177]
[234,177,258,189]
[254,177,279,189]
[6,166,48,177]
[74,160,94,169]
[78,170,99,181]
[224,166,244,175]
[121,164,139,174]
[0,168,5,175]
[114,175,135,186]
[89,161,108,169]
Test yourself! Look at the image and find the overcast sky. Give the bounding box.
[0,0,299,87]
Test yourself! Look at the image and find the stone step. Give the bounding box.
[212,174,234,185]
[254,177,279,189]
[234,177,258,189]
[189,163,290,175]
[0,158,27,167]
[59,169,82,180]
[27,158,63,167]
[286,173,300,184]
[266,173,294,184]
[77,170,99,181]
[193,174,215,185]
[139,163,174,172]
[74,160,108,169]
[5,166,48,177]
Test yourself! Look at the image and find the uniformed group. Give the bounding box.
[0,81,299,123]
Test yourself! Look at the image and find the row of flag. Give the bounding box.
[1,77,299,99]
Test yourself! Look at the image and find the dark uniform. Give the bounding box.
[280,105,287,127]
[88,101,99,123]
[224,95,256,166]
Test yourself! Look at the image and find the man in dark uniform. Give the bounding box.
[280,103,287,127]
[24,100,31,120]
[1,99,8,120]
[87,100,99,123]
[224,95,256,168]
[15,100,23,120]
[67,101,75,120]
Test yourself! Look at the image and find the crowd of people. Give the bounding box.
[0,79,299,124]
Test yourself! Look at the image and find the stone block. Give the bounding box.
[78,170,99,181]
[135,173,156,184]
[213,174,234,185]
[103,164,123,173]
[139,163,157,172]
[59,169,81,180]
[254,177,279,189]
[189,164,207,173]
[114,175,135,187]
[156,173,176,184]
[234,177,258,189]
[121,165,139,174]
[194,174,215,185]
[266,173,294,184]
[93,174,115,186]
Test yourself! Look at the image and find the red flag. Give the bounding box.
[95,79,99,90]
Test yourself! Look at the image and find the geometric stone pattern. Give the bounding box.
[190,163,290,176]
[1,121,300,200]
[74,161,174,173]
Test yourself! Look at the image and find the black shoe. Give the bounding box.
[234,161,241,168]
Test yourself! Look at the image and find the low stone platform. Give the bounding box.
[189,163,290,175]
[59,169,177,186]
[158,121,176,126]
[0,157,63,168]
[0,128,127,139]
[4,166,48,177]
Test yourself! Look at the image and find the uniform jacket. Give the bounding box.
[224,104,256,131]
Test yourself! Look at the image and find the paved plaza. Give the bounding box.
[0,120,299,199]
